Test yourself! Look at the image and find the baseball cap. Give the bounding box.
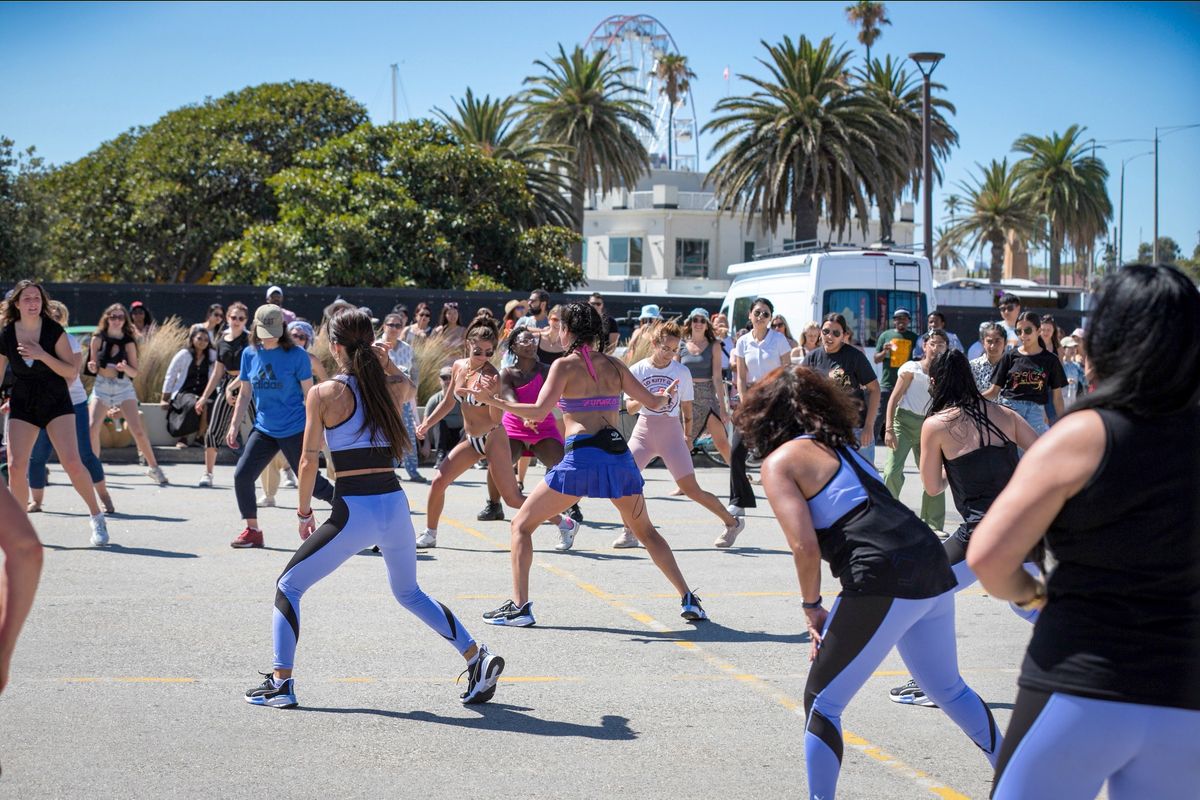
[438,366,453,379]
[688,307,710,320]
[639,304,662,320]
[266,285,283,299]
[254,304,285,339]
[1060,336,1078,348]
[893,308,911,318]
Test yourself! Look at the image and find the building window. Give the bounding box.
[582,238,588,267]
[607,236,643,277]
[744,241,755,262]
[675,238,710,278]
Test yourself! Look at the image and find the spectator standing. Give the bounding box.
[265,286,297,325]
[433,301,466,359]
[197,301,252,488]
[882,330,948,532]
[501,300,527,336]
[711,312,734,379]
[969,323,1007,394]
[802,312,881,463]
[128,300,155,341]
[728,297,791,516]
[983,311,1066,436]
[377,313,426,483]
[588,292,620,353]
[514,289,550,333]
[404,302,433,343]
[536,305,568,365]
[626,304,662,353]
[915,311,964,357]
[872,308,919,443]
[160,324,216,448]
[1059,335,1086,408]
[390,304,410,330]
[791,321,821,364]
[966,321,990,361]
[425,366,463,468]
[771,315,798,349]
[997,293,1022,348]
[1039,315,1063,358]
[203,304,225,339]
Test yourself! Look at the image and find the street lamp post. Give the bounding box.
[909,52,944,265]
[1119,151,1153,266]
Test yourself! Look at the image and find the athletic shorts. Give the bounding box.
[9,376,74,428]
[630,413,694,480]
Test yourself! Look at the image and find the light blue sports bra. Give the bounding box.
[796,435,875,529]
[326,375,390,453]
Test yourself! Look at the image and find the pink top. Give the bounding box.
[503,372,563,443]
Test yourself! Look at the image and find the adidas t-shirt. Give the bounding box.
[239,344,312,437]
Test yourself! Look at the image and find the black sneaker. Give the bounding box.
[476,500,504,521]
[459,644,505,705]
[889,678,937,707]
[681,590,708,622]
[483,599,535,627]
[244,672,298,708]
[567,503,584,523]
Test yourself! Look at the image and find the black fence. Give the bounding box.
[34,283,724,332]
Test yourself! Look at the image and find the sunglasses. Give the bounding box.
[445,303,458,309]
[471,348,495,358]
[292,334,308,341]
[690,317,706,324]
[385,322,404,329]
[588,301,603,307]
[439,375,451,381]
[820,328,842,336]
[418,312,431,318]
[109,314,126,320]
[1000,303,1018,311]
[1018,327,1037,335]
[752,309,771,318]
[228,315,246,322]
[772,322,786,328]
[211,312,224,319]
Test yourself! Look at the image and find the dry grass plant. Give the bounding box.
[131,317,189,401]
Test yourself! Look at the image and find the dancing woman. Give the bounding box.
[415,315,578,550]
[468,301,707,628]
[0,282,108,545]
[677,308,731,464]
[971,265,1200,799]
[739,366,1002,800]
[244,308,503,709]
[197,301,252,487]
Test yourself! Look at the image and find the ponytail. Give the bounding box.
[328,309,410,461]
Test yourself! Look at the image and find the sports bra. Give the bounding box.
[325,375,393,472]
[799,436,874,529]
[556,342,621,413]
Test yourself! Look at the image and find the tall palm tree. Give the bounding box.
[522,44,652,263]
[944,159,1042,284]
[653,53,696,171]
[1012,124,1112,284]
[845,1,891,64]
[703,35,909,245]
[934,224,966,273]
[857,55,958,239]
[944,193,962,222]
[434,88,575,229]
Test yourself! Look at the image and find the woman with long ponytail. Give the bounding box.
[244,308,504,710]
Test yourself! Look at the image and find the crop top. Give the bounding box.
[95,330,135,378]
[558,395,620,413]
[217,331,250,374]
[325,375,394,472]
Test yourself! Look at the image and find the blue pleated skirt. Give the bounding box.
[545,434,645,498]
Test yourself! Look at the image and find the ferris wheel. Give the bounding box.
[584,14,701,172]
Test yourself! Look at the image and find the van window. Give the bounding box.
[824,290,927,345]
[731,296,756,331]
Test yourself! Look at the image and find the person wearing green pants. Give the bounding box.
[883,331,947,531]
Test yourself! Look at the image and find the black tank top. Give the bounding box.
[217,331,249,373]
[816,446,956,599]
[1019,406,1200,710]
[97,331,135,378]
[537,344,564,365]
[945,442,1019,543]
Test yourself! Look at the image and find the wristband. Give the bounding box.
[801,598,823,609]
[297,509,313,520]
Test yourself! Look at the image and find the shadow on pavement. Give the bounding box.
[42,543,199,558]
[106,512,188,523]
[547,549,644,562]
[535,620,808,646]
[297,704,637,740]
[670,546,792,557]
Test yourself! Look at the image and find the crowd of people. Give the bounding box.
[1,267,1196,798]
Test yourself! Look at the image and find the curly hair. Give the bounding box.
[327,307,409,461]
[560,301,603,357]
[735,366,859,457]
[650,319,684,344]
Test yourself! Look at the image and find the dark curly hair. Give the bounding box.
[561,301,603,356]
[328,308,409,461]
[735,366,859,457]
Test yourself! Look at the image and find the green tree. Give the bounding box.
[1136,236,1181,264]
[433,88,575,229]
[42,81,366,283]
[1013,124,1112,285]
[522,44,652,264]
[213,121,582,291]
[845,1,891,64]
[652,54,696,171]
[858,55,957,239]
[703,35,909,244]
[0,137,50,281]
[944,159,1042,284]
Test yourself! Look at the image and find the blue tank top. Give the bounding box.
[325,375,391,456]
[801,439,873,529]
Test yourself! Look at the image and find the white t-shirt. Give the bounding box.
[733,329,792,385]
[628,358,693,418]
[897,360,932,415]
[65,333,87,405]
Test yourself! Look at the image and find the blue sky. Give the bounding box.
[3,1,1198,264]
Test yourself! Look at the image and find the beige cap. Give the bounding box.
[1060,336,1078,348]
[254,304,285,339]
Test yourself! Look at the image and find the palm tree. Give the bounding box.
[1012,125,1112,284]
[845,1,891,64]
[522,44,652,264]
[857,55,958,239]
[934,224,966,273]
[434,88,575,229]
[944,193,962,222]
[944,159,1041,284]
[653,53,696,171]
[703,35,909,245]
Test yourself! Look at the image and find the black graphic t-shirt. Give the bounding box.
[991,348,1066,405]
[803,345,878,428]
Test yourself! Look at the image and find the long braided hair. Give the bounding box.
[560,301,603,358]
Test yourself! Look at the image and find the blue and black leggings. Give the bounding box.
[272,473,475,670]
[803,591,1002,799]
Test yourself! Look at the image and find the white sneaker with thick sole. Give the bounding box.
[611,528,640,548]
[198,473,213,488]
[714,517,746,548]
[257,495,276,508]
[415,528,437,549]
[89,514,110,547]
[726,503,745,518]
[147,466,169,486]
[554,516,578,551]
[282,469,298,489]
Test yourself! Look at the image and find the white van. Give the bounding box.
[719,247,936,361]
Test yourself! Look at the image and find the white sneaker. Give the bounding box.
[257,495,276,508]
[416,528,437,549]
[554,516,578,551]
[147,466,169,486]
[611,528,640,548]
[90,514,110,546]
[282,468,298,489]
[714,516,746,548]
[726,503,745,518]
[198,473,213,488]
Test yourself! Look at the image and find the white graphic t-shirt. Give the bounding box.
[628,358,693,418]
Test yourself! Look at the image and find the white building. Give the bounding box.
[581,169,916,297]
